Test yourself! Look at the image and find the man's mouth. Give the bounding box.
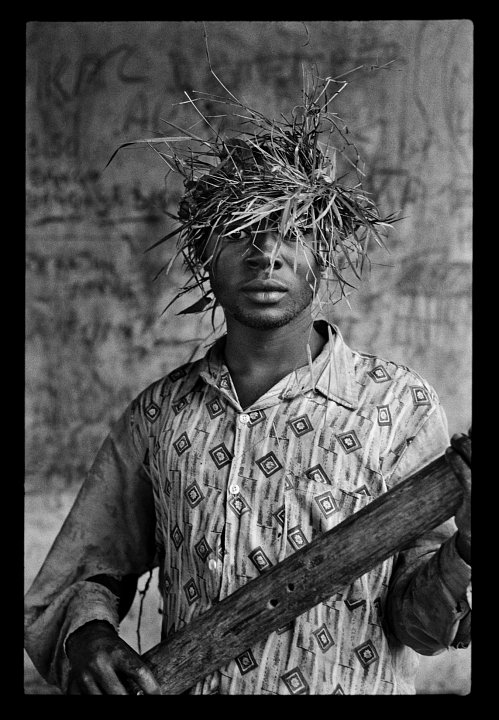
[240,280,288,304]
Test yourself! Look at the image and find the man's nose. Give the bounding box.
[244,233,283,270]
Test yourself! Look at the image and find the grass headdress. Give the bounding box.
[108,58,398,317]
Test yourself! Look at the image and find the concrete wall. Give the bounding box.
[25,20,472,693]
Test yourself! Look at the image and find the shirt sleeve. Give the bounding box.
[383,401,471,655]
[24,400,158,693]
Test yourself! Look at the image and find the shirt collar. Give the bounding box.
[197,320,359,411]
[313,321,359,410]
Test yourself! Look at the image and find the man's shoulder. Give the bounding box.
[351,347,439,402]
[131,356,205,416]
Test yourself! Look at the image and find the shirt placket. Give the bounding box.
[199,363,319,605]
[198,369,247,602]
[219,408,252,599]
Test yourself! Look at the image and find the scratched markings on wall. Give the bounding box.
[26,34,174,227]
[25,21,472,490]
[328,21,472,432]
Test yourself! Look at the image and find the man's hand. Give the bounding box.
[445,427,471,565]
[66,620,162,695]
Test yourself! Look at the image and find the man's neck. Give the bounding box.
[223,313,326,408]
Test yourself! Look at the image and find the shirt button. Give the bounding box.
[239,413,250,424]
[208,558,217,571]
[229,483,240,495]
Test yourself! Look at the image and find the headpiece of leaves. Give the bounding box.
[107,54,398,317]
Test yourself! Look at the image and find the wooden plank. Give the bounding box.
[142,453,462,694]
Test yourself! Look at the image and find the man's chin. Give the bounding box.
[231,308,295,330]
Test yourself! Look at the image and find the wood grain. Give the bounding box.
[142,453,462,694]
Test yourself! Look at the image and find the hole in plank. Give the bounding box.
[268,598,279,609]
[287,583,295,592]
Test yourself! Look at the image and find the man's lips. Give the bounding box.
[240,280,288,305]
[240,280,288,292]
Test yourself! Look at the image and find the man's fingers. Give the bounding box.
[79,671,104,695]
[70,661,157,695]
[126,663,162,695]
[91,662,130,695]
[445,447,471,494]
[450,432,471,466]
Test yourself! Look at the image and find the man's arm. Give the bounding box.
[63,573,162,695]
[24,401,162,694]
[446,430,471,565]
[383,419,471,655]
[86,574,139,621]
[65,622,162,695]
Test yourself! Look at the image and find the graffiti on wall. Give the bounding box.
[25,21,472,486]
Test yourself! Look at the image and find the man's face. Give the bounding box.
[205,226,321,330]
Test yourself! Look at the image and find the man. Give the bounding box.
[25,94,471,694]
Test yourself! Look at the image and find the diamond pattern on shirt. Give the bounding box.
[248,546,273,573]
[228,493,251,518]
[377,405,392,426]
[247,409,267,426]
[194,535,212,561]
[123,322,452,695]
[305,464,331,484]
[314,490,339,518]
[410,385,431,407]
[367,365,392,383]
[312,623,335,652]
[336,430,362,454]
[256,451,283,477]
[272,504,286,527]
[184,481,205,508]
[354,639,379,669]
[173,432,191,455]
[172,394,191,415]
[281,667,309,695]
[287,525,308,550]
[235,649,258,675]
[206,397,226,419]
[26,317,463,700]
[171,524,184,551]
[183,578,201,605]
[209,443,233,468]
[288,414,314,437]
[345,598,366,611]
[144,401,160,422]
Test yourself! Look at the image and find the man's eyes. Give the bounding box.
[223,230,249,241]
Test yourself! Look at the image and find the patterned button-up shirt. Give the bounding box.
[24,322,471,695]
